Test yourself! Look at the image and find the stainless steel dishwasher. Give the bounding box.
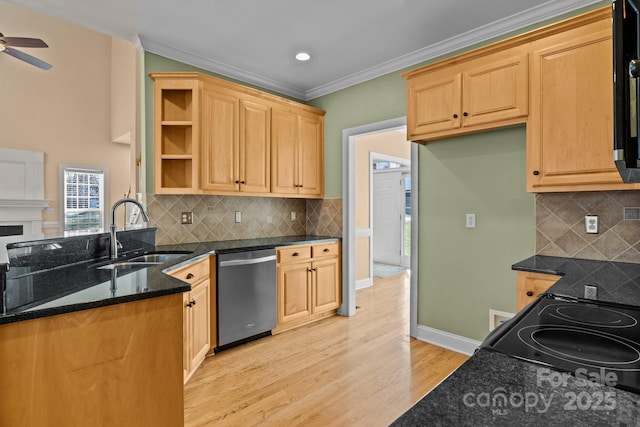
[216,248,277,351]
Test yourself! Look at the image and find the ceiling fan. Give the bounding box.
[0,33,52,70]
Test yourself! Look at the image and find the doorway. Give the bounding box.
[371,153,411,270]
[341,117,418,338]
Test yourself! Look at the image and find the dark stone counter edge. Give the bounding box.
[0,282,191,326]
[1,235,340,325]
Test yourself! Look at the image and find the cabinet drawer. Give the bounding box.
[311,242,340,259]
[277,245,311,263]
[168,256,210,285]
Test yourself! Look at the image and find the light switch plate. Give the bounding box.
[466,213,476,229]
[235,211,241,223]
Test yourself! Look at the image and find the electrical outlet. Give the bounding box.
[584,285,597,300]
[235,211,241,223]
[585,215,599,234]
[267,216,273,224]
[291,211,297,221]
[181,212,193,224]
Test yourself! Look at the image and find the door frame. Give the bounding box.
[370,152,410,270]
[340,117,419,338]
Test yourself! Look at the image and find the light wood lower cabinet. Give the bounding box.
[167,255,214,383]
[274,241,341,333]
[516,271,560,312]
[0,294,184,426]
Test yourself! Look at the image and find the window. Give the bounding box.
[61,166,106,232]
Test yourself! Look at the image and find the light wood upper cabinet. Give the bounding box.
[201,87,239,193]
[526,18,637,192]
[239,99,271,194]
[153,77,201,194]
[405,48,528,142]
[151,72,324,198]
[407,71,462,136]
[271,108,324,198]
[201,88,271,195]
[403,7,635,193]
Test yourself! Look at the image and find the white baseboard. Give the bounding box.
[415,325,482,356]
[355,277,372,290]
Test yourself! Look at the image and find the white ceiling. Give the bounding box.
[7,0,602,100]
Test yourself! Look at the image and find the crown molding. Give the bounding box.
[141,0,602,101]
[140,37,307,100]
[305,0,603,99]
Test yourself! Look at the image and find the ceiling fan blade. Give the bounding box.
[1,37,48,48]
[3,47,52,70]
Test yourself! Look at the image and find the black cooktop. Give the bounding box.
[484,293,640,394]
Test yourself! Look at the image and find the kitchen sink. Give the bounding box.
[97,251,193,270]
[128,252,191,263]
[97,261,161,270]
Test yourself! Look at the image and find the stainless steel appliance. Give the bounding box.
[613,0,640,182]
[216,248,277,351]
[483,293,640,394]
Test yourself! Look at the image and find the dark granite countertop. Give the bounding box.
[512,255,640,307]
[0,235,339,325]
[394,255,640,425]
[392,348,640,426]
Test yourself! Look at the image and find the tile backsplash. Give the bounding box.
[537,191,640,263]
[147,195,343,246]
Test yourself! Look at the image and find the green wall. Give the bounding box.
[419,126,534,340]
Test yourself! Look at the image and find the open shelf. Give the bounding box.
[161,125,193,156]
[161,159,193,189]
[161,90,193,122]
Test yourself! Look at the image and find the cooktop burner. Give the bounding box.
[484,294,640,394]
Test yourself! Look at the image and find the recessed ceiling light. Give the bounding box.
[295,52,311,61]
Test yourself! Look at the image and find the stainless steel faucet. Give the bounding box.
[109,198,150,259]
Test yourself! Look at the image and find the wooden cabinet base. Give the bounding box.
[0,294,184,427]
[272,309,338,335]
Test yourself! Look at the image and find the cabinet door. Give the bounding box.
[239,98,271,194]
[188,280,210,376]
[297,114,324,197]
[183,292,190,382]
[201,88,239,192]
[462,53,528,128]
[527,25,625,191]
[312,258,341,314]
[271,108,299,195]
[406,71,461,139]
[516,271,559,312]
[277,262,312,324]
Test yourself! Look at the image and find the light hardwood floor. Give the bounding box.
[184,272,468,426]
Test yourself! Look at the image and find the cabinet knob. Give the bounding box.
[186,273,194,280]
[292,252,299,257]
[453,114,458,119]
[191,299,196,306]
[463,112,468,117]
[630,59,640,78]
[186,301,193,308]
[526,291,534,297]
[235,180,240,184]
[240,181,246,184]
[323,248,330,252]
[533,170,540,176]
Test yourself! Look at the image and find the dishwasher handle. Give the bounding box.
[219,254,276,268]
